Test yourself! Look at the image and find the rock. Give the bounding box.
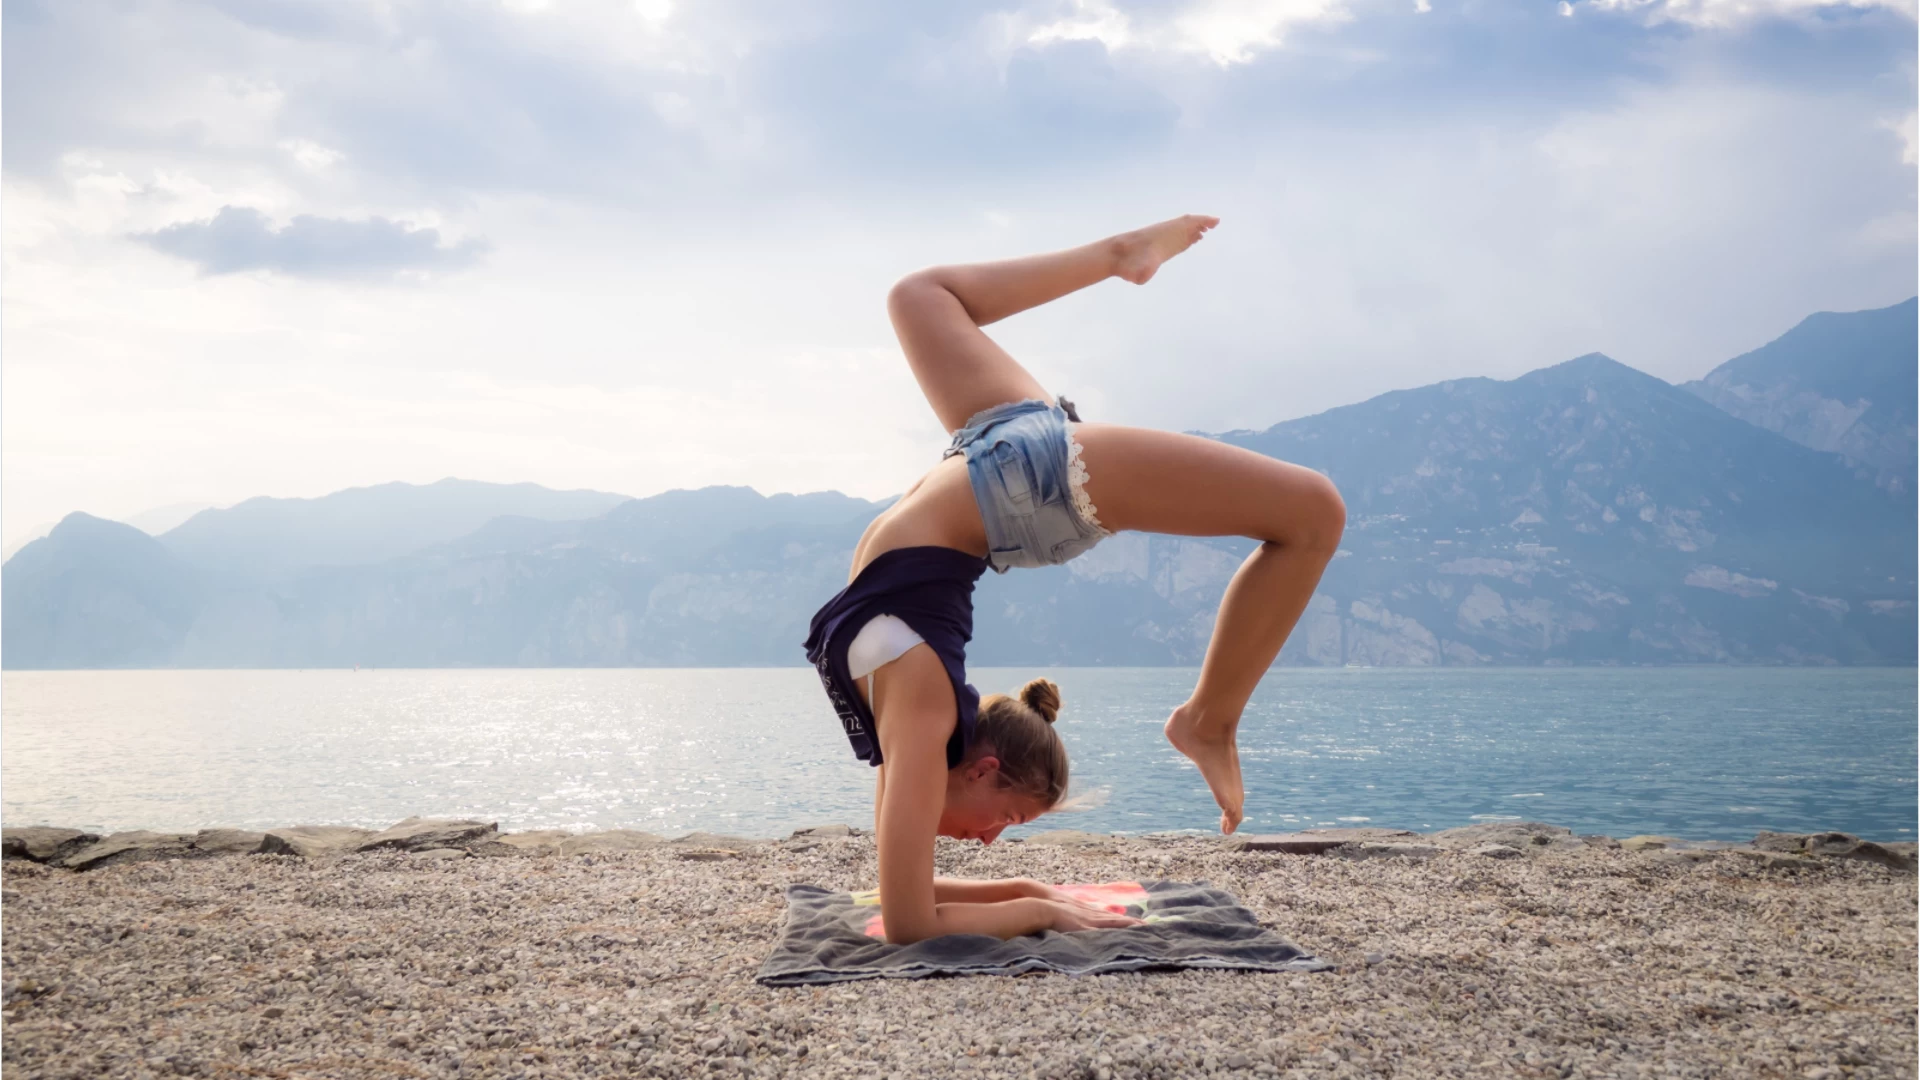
[1843,840,1914,872]
[1363,953,1385,967]
[57,831,195,871]
[1652,849,1716,864]
[672,832,765,850]
[1804,832,1866,857]
[1579,835,1621,849]
[789,825,856,839]
[1620,835,1685,852]
[356,817,498,854]
[558,830,666,855]
[1728,848,1809,871]
[259,826,376,859]
[2,827,101,863]
[412,848,468,862]
[676,849,738,862]
[1024,830,1117,850]
[469,830,577,857]
[192,829,267,855]
[1750,831,1915,871]
[1429,822,1573,851]
[1468,843,1522,860]
[1331,842,1440,861]
[1226,829,1420,854]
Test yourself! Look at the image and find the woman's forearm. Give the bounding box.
[909,898,1051,943]
[932,876,1039,905]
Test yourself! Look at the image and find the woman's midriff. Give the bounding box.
[848,455,987,583]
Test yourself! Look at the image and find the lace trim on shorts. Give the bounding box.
[1064,423,1109,535]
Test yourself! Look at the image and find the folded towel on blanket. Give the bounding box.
[756,879,1333,986]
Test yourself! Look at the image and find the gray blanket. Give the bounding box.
[757,879,1333,986]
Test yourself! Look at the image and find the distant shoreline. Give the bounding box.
[5,818,1914,872]
[6,662,1920,671]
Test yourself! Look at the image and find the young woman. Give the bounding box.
[804,215,1347,945]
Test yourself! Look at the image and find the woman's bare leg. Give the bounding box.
[1071,424,1348,834]
[887,215,1218,433]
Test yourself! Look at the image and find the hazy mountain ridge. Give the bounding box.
[157,478,633,583]
[5,302,1914,669]
[1683,297,1916,491]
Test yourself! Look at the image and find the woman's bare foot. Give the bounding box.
[1164,701,1245,834]
[1113,214,1220,285]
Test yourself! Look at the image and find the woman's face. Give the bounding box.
[939,757,1048,845]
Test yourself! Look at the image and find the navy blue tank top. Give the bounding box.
[803,545,990,768]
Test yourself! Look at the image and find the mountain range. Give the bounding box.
[5,298,1913,669]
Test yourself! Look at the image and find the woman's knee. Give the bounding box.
[1263,470,1345,555]
[886,270,949,320]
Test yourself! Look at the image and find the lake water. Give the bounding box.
[3,667,1913,841]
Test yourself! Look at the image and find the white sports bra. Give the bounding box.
[845,613,926,699]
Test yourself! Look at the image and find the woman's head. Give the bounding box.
[939,678,1071,844]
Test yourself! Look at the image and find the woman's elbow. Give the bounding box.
[883,921,937,947]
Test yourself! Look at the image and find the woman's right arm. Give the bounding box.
[869,649,1040,943]
[870,651,1138,943]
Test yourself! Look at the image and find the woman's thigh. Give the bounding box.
[1071,423,1345,547]
[888,276,1052,434]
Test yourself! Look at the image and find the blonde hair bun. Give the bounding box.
[1018,678,1062,724]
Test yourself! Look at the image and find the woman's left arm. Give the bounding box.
[933,877,1042,904]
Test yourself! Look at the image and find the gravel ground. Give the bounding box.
[2,833,1913,1080]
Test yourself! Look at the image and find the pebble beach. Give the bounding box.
[2,820,1914,1080]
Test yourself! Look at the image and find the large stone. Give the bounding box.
[355,817,497,854]
[789,824,857,839]
[1429,822,1573,851]
[192,829,268,855]
[1023,830,1117,850]
[2,827,101,864]
[559,830,667,855]
[671,832,765,850]
[259,826,377,859]
[58,831,195,871]
[1805,832,1867,857]
[1226,828,1420,854]
[472,830,579,857]
[1750,831,1914,871]
[1332,842,1440,861]
[1727,847,1810,871]
[1843,840,1914,872]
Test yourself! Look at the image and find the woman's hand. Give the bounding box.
[1042,898,1144,933]
[1025,881,1128,912]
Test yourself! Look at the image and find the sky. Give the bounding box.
[3,0,1915,546]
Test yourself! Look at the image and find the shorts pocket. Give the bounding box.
[989,440,1034,508]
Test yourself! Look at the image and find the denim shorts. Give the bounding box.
[943,396,1111,574]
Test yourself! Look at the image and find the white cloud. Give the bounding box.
[279,138,344,171]
[1026,0,1352,65]
[1883,110,1919,165]
[1575,0,1916,27]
